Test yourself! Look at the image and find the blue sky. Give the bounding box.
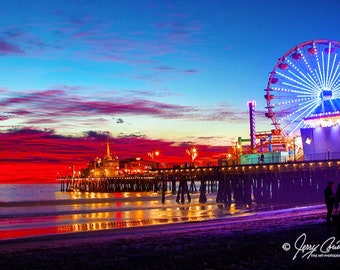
[1,0,340,147]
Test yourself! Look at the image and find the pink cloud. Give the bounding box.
[26,118,60,124]
[0,39,23,54]
[9,109,31,116]
[0,27,47,54]
[1,88,247,129]
[1,89,193,120]
[0,115,10,121]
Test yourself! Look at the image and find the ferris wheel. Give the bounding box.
[265,39,340,138]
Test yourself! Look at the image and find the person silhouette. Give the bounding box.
[335,183,340,213]
[333,183,340,226]
[260,153,264,164]
[324,181,335,225]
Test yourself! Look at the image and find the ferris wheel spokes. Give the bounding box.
[265,39,340,137]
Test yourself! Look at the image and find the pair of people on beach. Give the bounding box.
[324,181,340,225]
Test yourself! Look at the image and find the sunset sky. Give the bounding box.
[1,0,340,183]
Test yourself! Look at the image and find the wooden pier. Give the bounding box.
[59,159,340,205]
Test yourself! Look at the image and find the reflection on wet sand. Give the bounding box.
[1,201,236,240]
[2,185,322,242]
[55,203,235,235]
[58,218,155,234]
[1,188,246,241]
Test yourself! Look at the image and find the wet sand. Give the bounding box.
[1,206,340,269]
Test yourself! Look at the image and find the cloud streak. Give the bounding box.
[1,87,246,131]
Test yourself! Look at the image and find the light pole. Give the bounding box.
[234,142,241,165]
[148,150,160,169]
[186,146,198,167]
[292,135,300,162]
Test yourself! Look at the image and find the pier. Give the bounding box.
[59,159,340,205]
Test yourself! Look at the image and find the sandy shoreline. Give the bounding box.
[1,205,340,269]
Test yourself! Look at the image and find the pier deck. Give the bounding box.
[59,159,340,205]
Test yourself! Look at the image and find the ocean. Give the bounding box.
[0,184,324,241]
[0,184,247,241]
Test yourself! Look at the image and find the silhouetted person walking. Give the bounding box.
[335,183,340,212]
[334,183,340,226]
[324,181,335,225]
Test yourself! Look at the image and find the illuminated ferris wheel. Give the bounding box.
[265,39,340,137]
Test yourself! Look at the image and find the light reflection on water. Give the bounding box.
[56,203,233,235]
[0,184,245,240]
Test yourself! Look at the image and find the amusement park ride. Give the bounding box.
[241,39,340,164]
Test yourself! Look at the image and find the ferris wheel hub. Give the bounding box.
[320,90,332,100]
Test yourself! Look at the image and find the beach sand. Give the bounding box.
[1,206,340,269]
